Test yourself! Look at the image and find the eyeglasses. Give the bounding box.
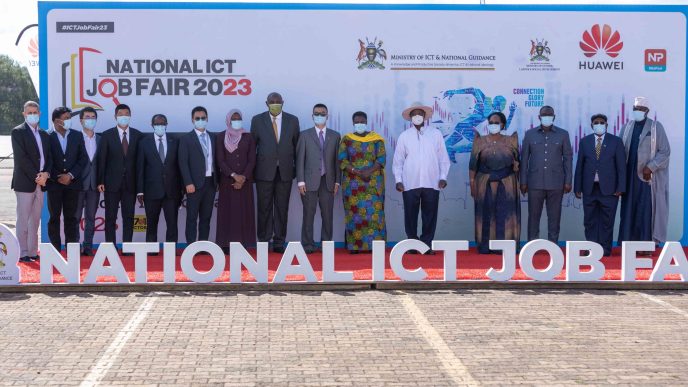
[194,117,207,121]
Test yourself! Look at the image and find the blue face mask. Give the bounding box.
[230,120,242,130]
[353,123,367,134]
[540,115,554,127]
[633,110,647,122]
[82,119,96,130]
[25,114,39,126]
[313,115,327,126]
[116,115,130,127]
[153,125,166,137]
[593,124,607,135]
[194,119,208,130]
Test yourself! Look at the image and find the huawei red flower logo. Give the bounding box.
[28,37,38,58]
[579,24,623,58]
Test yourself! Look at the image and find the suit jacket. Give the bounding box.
[47,129,88,191]
[80,133,101,191]
[96,126,142,193]
[296,127,341,191]
[574,133,626,196]
[11,122,53,193]
[250,111,300,181]
[178,130,218,190]
[137,133,183,200]
[520,125,573,190]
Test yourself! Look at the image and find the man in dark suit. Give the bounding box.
[178,106,217,243]
[296,103,341,253]
[75,107,100,256]
[11,101,52,262]
[574,113,626,256]
[46,107,88,251]
[137,114,183,243]
[250,92,300,253]
[97,103,142,246]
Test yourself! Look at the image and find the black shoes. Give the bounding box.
[19,256,32,263]
[272,246,285,254]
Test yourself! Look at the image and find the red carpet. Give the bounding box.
[17,247,681,283]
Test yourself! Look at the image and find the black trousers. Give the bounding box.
[104,190,136,244]
[145,195,181,243]
[256,168,292,246]
[402,188,440,247]
[47,187,80,250]
[185,176,215,243]
[583,182,619,255]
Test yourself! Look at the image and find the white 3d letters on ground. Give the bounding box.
[23,239,688,285]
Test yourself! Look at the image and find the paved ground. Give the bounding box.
[1,289,688,386]
[2,139,688,385]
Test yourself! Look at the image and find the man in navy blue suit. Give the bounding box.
[574,114,626,256]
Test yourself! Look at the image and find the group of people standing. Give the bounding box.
[472,97,670,256]
[10,94,670,262]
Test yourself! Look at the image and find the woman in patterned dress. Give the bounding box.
[338,111,386,254]
[469,111,520,254]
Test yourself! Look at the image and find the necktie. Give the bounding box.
[200,132,209,158]
[158,137,165,162]
[595,136,602,160]
[122,131,128,156]
[272,116,279,141]
[319,129,326,176]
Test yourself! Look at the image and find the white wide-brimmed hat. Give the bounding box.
[401,102,433,121]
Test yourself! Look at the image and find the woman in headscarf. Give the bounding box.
[215,109,257,250]
[338,111,387,254]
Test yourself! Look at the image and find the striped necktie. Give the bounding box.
[595,136,602,160]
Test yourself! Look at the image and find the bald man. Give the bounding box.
[250,92,300,253]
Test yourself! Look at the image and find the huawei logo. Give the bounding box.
[28,37,38,58]
[579,24,623,58]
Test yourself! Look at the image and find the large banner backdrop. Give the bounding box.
[39,2,688,245]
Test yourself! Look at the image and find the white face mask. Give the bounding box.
[632,110,647,122]
[411,115,424,126]
[593,124,607,136]
[487,123,501,134]
[61,119,72,130]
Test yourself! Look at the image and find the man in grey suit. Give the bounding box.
[520,105,573,242]
[250,92,300,253]
[296,103,341,253]
[75,107,100,256]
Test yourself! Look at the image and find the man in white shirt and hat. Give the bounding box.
[393,102,451,255]
[618,96,670,255]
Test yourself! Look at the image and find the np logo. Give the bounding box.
[356,37,387,70]
[579,24,623,58]
[529,39,551,62]
[645,49,667,72]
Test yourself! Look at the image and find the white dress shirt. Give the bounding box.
[156,134,167,160]
[393,125,451,191]
[29,124,45,171]
[194,128,213,176]
[271,112,283,141]
[56,129,71,154]
[83,130,97,161]
[117,125,129,143]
